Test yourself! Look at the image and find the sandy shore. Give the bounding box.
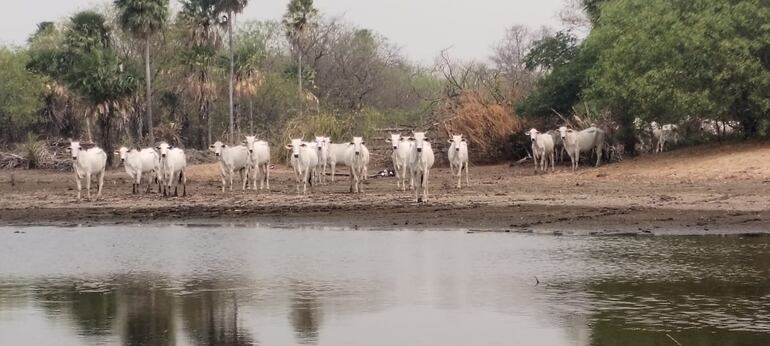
[1,141,769,235]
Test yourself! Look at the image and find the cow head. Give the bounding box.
[558,126,572,141]
[527,129,540,144]
[244,136,257,153]
[286,138,305,159]
[314,136,327,152]
[115,146,131,164]
[349,137,365,156]
[448,134,465,152]
[411,132,429,153]
[67,141,83,161]
[386,133,402,150]
[156,142,172,158]
[209,141,226,157]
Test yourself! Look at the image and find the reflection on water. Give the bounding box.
[0,226,768,345]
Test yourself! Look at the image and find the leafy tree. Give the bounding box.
[283,0,318,117]
[114,0,169,145]
[0,48,44,140]
[524,31,578,72]
[517,32,593,119]
[64,11,139,163]
[585,0,770,145]
[215,0,249,143]
[179,0,225,146]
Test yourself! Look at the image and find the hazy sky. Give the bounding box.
[0,0,566,64]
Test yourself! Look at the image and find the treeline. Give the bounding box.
[2,0,766,164]
[0,0,454,163]
[518,0,770,154]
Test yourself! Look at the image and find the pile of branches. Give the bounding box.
[0,138,72,170]
[430,91,523,164]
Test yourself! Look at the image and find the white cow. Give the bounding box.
[408,132,435,202]
[653,123,679,153]
[244,136,271,191]
[156,142,187,197]
[558,126,605,170]
[116,146,160,194]
[210,141,251,192]
[447,134,470,188]
[327,140,349,183]
[386,133,413,190]
[546,130,565,163]
[701,120,739,136]
[314,136,329,184]
[527,129,555,173]
[286,138,318,195]
[68,141,107,201]
[344,137,370,193]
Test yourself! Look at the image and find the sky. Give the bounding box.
[0,0,566,64]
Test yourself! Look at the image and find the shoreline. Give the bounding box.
[2,202,768,236]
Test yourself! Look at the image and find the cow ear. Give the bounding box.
[241,140,247,145]
[285,145,293,149]
[349,142,354,145]
[113,151,119,155]
[424,138,430,142]
[408,137,414,141]
[399,137,405,141]
[209,145,215,149]
[448,139,453,144]
[300,143,306,147]
[224,144,228,148]
[385,139,391,143]
[361,141,366,145]
[461,138,466,142]
[155,146,161,150]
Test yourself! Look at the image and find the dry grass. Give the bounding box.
[436,91,523,163]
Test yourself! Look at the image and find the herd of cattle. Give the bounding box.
[64,131,469,202]
[63,118,737,202]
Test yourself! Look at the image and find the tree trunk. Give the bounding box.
[298,48,303,117]
[145,39,155,146]
[85,111,93,143]
[97,114,114,166]
[228,10,235,145]
[249,99,254,135]
[206,99,212,147]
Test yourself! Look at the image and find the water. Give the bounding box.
[0,225,768,345]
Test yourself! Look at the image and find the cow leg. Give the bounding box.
[97,169,105,200]
[423,168,430,202]
[465,161,470,184]
[349,167,355,193]
[596,145,603,167]
[241,168,247,191]
[330,163,336,183]
[75,175,82,201]
[229,169,235,191]
[456,162,462,189]
[85,173,92,201]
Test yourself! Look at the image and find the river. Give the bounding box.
[0,225,768,345]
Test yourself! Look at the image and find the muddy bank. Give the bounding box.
[1,141,769,235]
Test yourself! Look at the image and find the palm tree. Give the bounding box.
[215,0,249,144]
[64,11,139,165]
[282,0,317,118]
[179,0,224,147]
[114,0,169,145]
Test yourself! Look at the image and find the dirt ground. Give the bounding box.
[1,141,769,235]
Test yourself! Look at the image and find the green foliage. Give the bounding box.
[114,0,169,40]
[517,43,596,118]
[524,31,578,71]
[0,48,45,138]
[282,0,317,38]
[584,0,770,134]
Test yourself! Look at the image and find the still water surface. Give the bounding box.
[0,225,769,345]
